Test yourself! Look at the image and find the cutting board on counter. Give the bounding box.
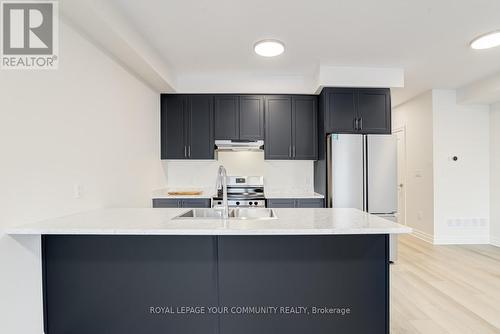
[167,191,203,196]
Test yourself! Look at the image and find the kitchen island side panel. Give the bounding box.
[218,235,388,334]
[42,234,388,334]
[42,235,219,334]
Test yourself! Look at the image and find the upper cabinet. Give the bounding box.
[265,96,292,159]
[265,95,318,160]
[292,96,318,160]
[214,96,239,140]
[357,89,391,133]
[161,95,214,160]
[321,88,391,134]
[215,95,264,141]
[160,89,389,161]
[239,96,264,140]
[162,95,186,159]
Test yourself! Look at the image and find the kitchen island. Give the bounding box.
[8,208,411,334]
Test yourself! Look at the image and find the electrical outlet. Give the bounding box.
[73,184,82,199]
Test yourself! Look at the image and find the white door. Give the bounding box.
[395,128,407,225]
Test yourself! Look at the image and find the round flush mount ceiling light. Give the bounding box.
[254,39,285,57]
[470,30,500,50]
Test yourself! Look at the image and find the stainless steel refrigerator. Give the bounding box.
[327,133,398,261]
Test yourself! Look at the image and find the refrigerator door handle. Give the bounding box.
[362,136,368,212]
[326,134,333,208]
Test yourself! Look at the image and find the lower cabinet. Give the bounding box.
[153,198,211,208]
[267,198,324,208]
[43,236,219,334]
[217,235,388,334]
[266,199,296,208]
[43,235,388,334]
[296,199,325,208]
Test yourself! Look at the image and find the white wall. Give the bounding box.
[491,103,500,247]
[432,90,490,244]
[163,151,314,193]
[0,22,163,334]
[392,91,435,241]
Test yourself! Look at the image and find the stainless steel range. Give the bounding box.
[212,176,265,208]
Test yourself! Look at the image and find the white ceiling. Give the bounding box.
[107,0,500,105]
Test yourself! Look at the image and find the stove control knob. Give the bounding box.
[254,202,258,206]
[236,201,240,206]
[249,202,253,205]
[217,201,222,205]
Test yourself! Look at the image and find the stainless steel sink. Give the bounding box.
[174,208,228,219]
[231,208,277,219]
[173,208,277,220]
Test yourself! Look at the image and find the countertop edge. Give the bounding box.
[6,227,412,236]
[151,191,325,200]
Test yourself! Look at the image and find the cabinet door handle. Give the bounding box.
[359,118,363,130]
[289,146,292,158]
[188,145,191,158]
[354,118,359,130]
[184,146,187,158]
[293,146,296,158]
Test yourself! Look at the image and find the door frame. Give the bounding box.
[393,126,407,225]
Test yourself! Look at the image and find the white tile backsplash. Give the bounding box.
[162,151,314,193]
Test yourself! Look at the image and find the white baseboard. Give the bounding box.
[410,229,492,245]
[491,236,500,247]
[410,229,434,244]
[433,235,490,245]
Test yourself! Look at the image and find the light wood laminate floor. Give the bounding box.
[391,235,500,333]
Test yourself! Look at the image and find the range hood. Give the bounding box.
[215,140,264,152]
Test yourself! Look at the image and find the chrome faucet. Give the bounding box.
[216,165,229,219]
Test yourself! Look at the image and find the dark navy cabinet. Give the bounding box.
[321,88,391,134]
[217,235,389,334]
[153,198,211,208]
[324,88,357,133]
[267,198,324,208]
[189,95,215,159]
[161,95,214,159]
[215,95,264,140]
[266,198,296,208]
[357,89,391,133]
[214,96,239,140]
[239,96,264,140]
[264,96,292,159]
[293,96,318,159]
[161,95,186,159]
[161,89,389,163]
[43,235,389,334]
[265,95,317,160]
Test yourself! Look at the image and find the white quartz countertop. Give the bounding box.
[6,208,411,236]
[152,188,215,199]
[152,189,324,199]
[264,192,324,199]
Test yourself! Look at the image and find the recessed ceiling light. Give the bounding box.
[254,39,285,57]
[470,30,500,50]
